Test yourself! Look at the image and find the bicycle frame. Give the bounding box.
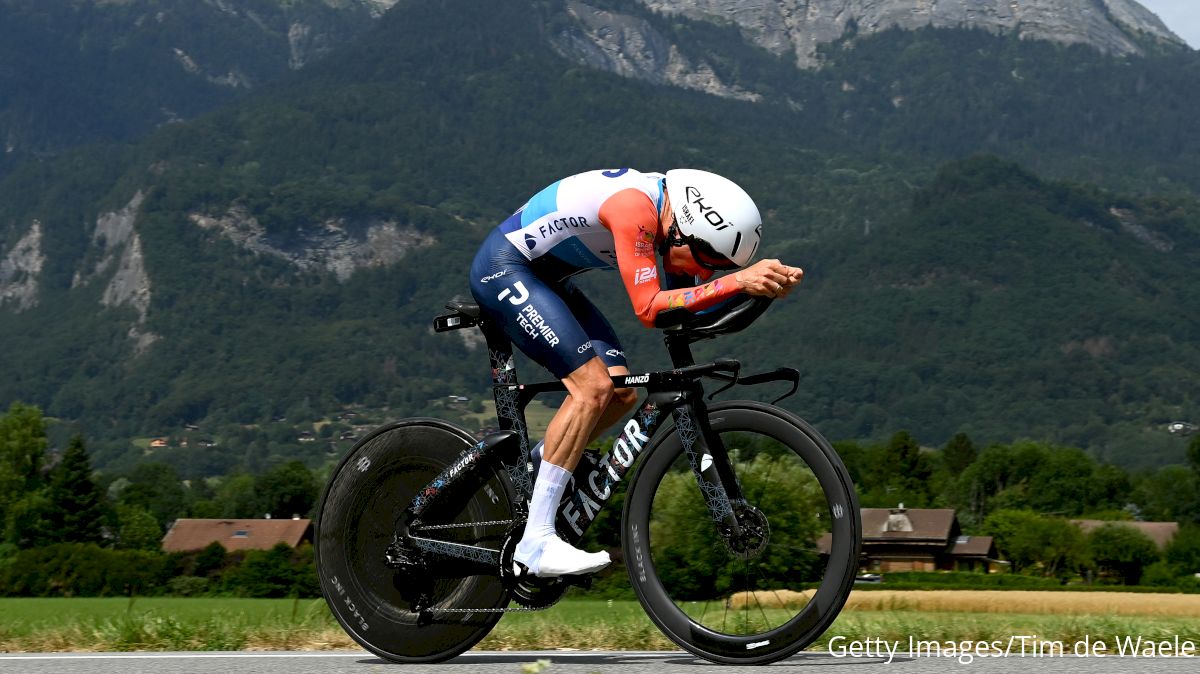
[406,297,798,574]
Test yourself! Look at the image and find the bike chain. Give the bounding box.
[413,519,514,531]
[427,604,550,614]
[407,519,555,614]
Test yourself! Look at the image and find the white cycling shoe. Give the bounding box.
[513,536,610,578]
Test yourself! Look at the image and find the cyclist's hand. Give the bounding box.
[734,259,803,298]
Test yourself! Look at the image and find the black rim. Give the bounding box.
[625,403,860,664]
[316,420,513,663]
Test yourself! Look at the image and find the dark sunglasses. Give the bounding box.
[662,224,739,271]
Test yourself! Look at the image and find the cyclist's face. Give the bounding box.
[664,245,714,280]
[660,198,714,280]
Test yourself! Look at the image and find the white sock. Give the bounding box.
[514,460,611,577]
[524,462,570,542]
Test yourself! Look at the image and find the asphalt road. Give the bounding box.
[0,651,1198,673]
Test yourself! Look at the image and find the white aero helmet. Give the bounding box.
[665,168,762,269]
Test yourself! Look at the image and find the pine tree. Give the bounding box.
[942,433,978,475]
[43,435,108,545]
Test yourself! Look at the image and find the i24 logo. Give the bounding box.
[634,266,658,285]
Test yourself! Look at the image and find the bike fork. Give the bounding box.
[673,399,747,542]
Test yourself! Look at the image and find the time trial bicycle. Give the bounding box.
[316,293,861,664]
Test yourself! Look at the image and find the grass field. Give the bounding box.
[2,591,1199,653]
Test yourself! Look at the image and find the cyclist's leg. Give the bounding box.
[558,279,639,438]
[470,264,612,577]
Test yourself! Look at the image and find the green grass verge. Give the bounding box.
[2,597,1199,653]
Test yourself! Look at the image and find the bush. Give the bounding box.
[0,543,172,596]
[220,542,317,597]
[875,571,1061,589]
[166,575,210,596]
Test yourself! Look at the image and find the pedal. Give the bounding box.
[562,573,593,590]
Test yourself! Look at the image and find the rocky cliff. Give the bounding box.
[0,221,45,312]
[553,0,1184,84]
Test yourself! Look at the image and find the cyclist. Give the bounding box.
[470,168,803,577]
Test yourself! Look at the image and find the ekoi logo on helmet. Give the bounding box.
[683,186,733,231]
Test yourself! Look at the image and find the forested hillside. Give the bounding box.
[0,0,386,176]
[0,0,1197,473]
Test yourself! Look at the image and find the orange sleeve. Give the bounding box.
[599,189,740,328]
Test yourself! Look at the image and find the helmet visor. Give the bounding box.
[687,238,740,271]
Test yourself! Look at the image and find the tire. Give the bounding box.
[316,419,515,663]
[622,401,861,664]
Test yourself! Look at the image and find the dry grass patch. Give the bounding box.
[730,589,1200,617]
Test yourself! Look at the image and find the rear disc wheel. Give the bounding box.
[316,419,515,663]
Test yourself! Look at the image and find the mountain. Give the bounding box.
[0,0,395,175]
[633,0,1184,67]
[0,0,1198,474]
[551,0,1186,94]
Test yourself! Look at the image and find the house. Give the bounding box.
[1070,519,1179,550]
[149,438,168,448]
[161,518,313,553]
[818,505,1002,573]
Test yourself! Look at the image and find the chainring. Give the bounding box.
[499,523,571,609]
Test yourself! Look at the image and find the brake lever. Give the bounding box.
[747,367,799,404]
[706,359,741,400]
[707,367,800,403]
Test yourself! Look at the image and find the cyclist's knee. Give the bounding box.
[566,361,614,414]
[611,386,638,412]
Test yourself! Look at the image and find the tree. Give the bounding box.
[117,463,186,529]
[858,431,936,508]
[215,474,260,518]
[942,433,977,474]
[1166,525,1200,575]
[1189,435,1200,474]
[981,509,1088,577]
[255,461,318,519]
[1131,466,1200,524]
[0,403,48,492]
[648,451,825,600]
[0,403,50,547]
[1088,523,1160,585]
[115,505,162,551]
[42,436,108,545]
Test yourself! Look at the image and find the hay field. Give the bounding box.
[730,589,1200,617]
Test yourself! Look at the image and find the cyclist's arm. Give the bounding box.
[599,189,740,328]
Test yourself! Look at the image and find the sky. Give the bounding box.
[1138,0,1200,48]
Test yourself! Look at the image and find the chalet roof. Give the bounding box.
[162,518,312,553]
[1070,520,1179,550]
[862,507,957,542]
[950,535,996,558]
